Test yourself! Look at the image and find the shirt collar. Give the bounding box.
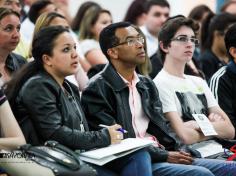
[118,71,140,87]
[227,60,236,74]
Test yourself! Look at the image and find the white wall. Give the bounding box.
[69,0,216,22]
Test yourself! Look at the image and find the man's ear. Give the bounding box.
[107,48,118,59]
[42,54,52,67]
[229,47,236,63]
[159,41,169,53]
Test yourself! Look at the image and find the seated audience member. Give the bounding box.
[0,7,26,84]
[20,0,59,44]
[5,26,154,176]
[79,6,112,70]
[71,1,101,35]
[0,86,55,176]
[123,0,147,26]
[81,21,236,176]
[0,86,25,149]
[210,24,236,137]
[0,0,29,58]
[30,12,88,90]
[198,12,236,81]
[153,16,234,149]
[140,0,170,57]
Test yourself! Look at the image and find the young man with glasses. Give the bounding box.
[154,16,235,160]
[81,21,236,175]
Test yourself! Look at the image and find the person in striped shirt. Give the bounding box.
[210,23,236,138]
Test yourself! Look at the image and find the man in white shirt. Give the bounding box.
[140,0,170,57]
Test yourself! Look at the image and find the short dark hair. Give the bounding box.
[158,16,199,61]
[225,23,236,61]
[28,0,52,23]
[144,0,170,13]
[99,22,131,60]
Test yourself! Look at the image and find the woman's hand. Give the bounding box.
[107,124,124,144]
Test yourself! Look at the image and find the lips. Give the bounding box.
[137,51,145,57]
[71,61,78,67]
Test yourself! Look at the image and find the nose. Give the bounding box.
[135,40,144,48]
[12,29,20,39]
[72,48,78,59]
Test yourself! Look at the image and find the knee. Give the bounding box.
[191,166,214,176]
[133,150,151,162]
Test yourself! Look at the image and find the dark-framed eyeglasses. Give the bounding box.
[113,37,145,47]
[171,35,199,46]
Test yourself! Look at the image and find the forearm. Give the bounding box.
[49,127,111,150]
[177,127,209,144]
[0,137,26,150]
[211,121,235,139]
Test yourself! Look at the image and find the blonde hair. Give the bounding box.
[79,6,111,40]
[28,12,66,58]
[132,25,152,76]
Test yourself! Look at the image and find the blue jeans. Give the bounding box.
[92,149,152,176]
[152,158,236,176]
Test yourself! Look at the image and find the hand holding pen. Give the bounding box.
[99,124,128,144]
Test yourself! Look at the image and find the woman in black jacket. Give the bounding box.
[5,26,153,176]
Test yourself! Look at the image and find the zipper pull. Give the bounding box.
[80,123,85,132]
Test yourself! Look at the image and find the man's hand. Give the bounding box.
[167,151,193,165]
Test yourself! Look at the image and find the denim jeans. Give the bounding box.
[92,149,152,176]
[152,158,236,176]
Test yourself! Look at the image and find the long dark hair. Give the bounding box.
[5,26,69,107]
[200,12,236,52]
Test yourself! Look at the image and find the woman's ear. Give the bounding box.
[159,41,169,53]
[42,54,52,67]
[107,48,118,59]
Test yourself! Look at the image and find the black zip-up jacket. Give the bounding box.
[13,71,110,150]
[81,64,181,162]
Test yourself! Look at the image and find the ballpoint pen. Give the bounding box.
[99,124,128,134]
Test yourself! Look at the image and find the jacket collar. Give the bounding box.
[227,60,236,75]
[101,63,149,91]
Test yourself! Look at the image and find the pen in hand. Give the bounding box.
[99,124,128,134]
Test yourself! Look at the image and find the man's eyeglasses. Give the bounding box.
[113,37,145,47]
[171,35,199,46]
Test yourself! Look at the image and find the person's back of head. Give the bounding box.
[201,12,236,52]
[225,23,236,61]
[158,15,199,62]
[28,0,54,24]
[71,1,101,32]
[99,22,132,60]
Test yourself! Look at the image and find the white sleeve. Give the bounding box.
[154,80,178,113]
[199,78,218,108]
[79,39,100,56]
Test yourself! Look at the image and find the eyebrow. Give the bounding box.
[176,34,196,38]
[124,34,141,40]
